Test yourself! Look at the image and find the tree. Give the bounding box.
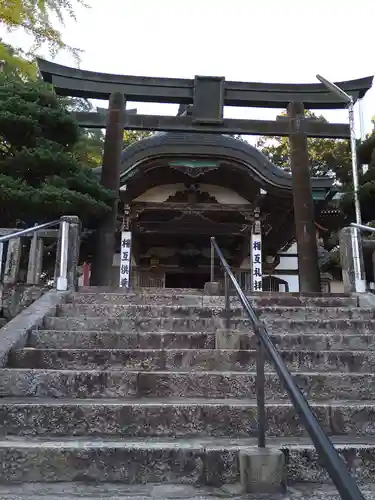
[0,74,114,228]
[343,127,375,224]
[64,98,106,168]
[0,0,86,77]
[124,130,152,147]
[257,111,351,182]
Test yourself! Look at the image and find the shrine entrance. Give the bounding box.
[165,271,210,289]
[115,133,337,292]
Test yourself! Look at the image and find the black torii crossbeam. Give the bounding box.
[38,58,373,139]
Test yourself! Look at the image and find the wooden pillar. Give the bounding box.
[90,92,126,286]
[287,101,321,293]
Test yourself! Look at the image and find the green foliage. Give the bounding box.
[0,0,87,78]
[74,128,105,168]
[257,111,351,182]
[339,120,375,225]
[0,74,114,227]
[124,130,152,147]
[64,98,106,168]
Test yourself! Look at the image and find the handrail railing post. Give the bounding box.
[224,271,230,331]
[56,219,69,291]
[55,215,81,291]
[210,239,215,283]
[256,325,266,448]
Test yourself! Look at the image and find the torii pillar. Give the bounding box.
[287,101,321,293]
[90,92,126,286]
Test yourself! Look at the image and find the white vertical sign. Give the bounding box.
[119,231,132,288]
[251,233,263,292]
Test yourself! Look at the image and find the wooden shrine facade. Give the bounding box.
[113,133,335,290]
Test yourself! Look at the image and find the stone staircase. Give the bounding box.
[1,287,375,498]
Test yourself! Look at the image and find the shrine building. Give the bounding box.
[94,130,336,292]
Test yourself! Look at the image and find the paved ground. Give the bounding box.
[0,482,373,500]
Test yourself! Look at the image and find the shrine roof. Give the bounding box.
[93,132,333,194]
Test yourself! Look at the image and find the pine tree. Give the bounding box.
[0,74,114,228]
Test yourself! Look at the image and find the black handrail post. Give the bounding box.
[224,271,230,331]
[256,327,266,448]
[210,239,215,283]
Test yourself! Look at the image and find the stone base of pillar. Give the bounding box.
[203,281,221,296]
[320,272,333,294]
[239,447,286,494]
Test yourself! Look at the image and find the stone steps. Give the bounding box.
[0,368,373,399]
[42,315,375,333]
[0,435,373,484]
[30,330,375,350]
[0,482,374,500]
[73,291,358,308]
[9,348,375,373]
[1,288,374,492]
[57,303,375,320]
[0,397,374,438]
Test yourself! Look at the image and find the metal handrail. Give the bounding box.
[210,236,365,500]
[351,222,375,233]
[0,218,72,292]
[0,220,61,244]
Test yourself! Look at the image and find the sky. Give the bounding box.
[4,0,375,143]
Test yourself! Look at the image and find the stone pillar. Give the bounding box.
[90,92,126,286]
[3,238,22,285]
[27,231,44,285]
[251,208,263,292]
[54,216,81,291]
[287,101,321,293]
[339,226,366,293]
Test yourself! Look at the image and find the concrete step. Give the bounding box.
[43,316,232,333]
[0,482,373,500]
[0,369,373,399]
[72,291,358,308]
[10,348,375,373]
[30,330,375,351]
[1,398,374,438]
[30,330,216,349]
[0,435,372,484]
[0,482,366,500]
[42,316,375,334]
[58,304,243,318]
[57,303,374,321]
[264,319,375,334]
